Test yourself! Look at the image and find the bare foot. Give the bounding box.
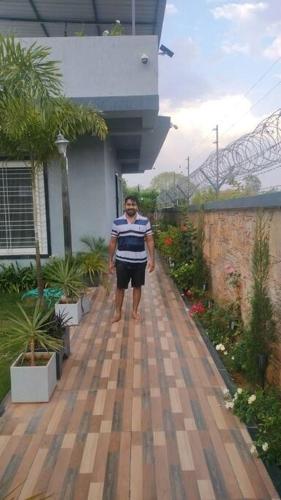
[111,313,121,323]
[132,311,141,321]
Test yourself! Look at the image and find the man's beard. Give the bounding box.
[126,209,137,216]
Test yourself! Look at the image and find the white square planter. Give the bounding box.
[55,298,82,326]
[81,295,91,314]
[11,352,57,403]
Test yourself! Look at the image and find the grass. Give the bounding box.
[0,293,34,401]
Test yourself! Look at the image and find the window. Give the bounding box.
[0,162,48,256]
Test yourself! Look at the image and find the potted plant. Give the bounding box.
[0,303,62,403]
[44,258,85,325]
[78,236,108,287]
[44,310,71,379]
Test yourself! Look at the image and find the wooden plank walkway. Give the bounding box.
[0,259,279,499]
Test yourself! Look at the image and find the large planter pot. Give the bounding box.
[62,326,71,359]
[10,352,57,403]
[55,349,64,380]
[81,295,91,314]
[55,298,82,326]
[34,346,63,380]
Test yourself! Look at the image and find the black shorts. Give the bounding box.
[116,260,147,289]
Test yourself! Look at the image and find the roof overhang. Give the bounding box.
[74,97,170,173]
[0,0,166,39]
[111,115,170,173]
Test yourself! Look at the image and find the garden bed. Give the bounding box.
[180,292,281,497]
[155,216,281,494]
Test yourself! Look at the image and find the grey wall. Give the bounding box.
[47,136,121,257]
[21,36,158,99]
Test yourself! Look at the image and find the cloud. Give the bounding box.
[212,2,268,21]
[222,41,250,54]
[166,3,179,15]
[124,94,263,188]
[158,94,261,165]
[211,1,281,57]
[263,35,281,58]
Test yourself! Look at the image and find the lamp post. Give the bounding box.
[55,133,72,257]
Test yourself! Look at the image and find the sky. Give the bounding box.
[124,0,281,189]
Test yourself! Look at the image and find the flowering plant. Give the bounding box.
[223,387,281,464]
[184,289,193,299]
[199,302,240,348]
[189,301,206,316]
[225,264,241,288]
[156,223,195,263]
[170,262,195,290]
[164,237,173,246]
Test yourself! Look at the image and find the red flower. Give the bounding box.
[164,237,173,246]
[189,302,205,316]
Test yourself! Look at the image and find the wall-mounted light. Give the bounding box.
[55,132,69,158]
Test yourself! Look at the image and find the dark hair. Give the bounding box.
[124,195,139,205]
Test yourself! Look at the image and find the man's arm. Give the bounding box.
[146,234,155,273]
[108,237,117,273]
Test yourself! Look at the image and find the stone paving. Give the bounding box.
[0,259,279,499]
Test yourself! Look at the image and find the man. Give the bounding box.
[108,195,155,322]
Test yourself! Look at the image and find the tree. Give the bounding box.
[191,187,245,205]
[150,171,186,192]
[125,186,158,217]
[0,36,108,297]
[243,175,261,194]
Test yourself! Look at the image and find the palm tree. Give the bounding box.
[0,36,108,297]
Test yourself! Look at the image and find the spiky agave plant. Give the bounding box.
[1,303,62,366]
[44,258,85,302]
[80,235,108,257]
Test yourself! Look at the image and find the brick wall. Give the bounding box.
[165,193,281,385]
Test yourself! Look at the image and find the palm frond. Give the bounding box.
[0,35,62,100]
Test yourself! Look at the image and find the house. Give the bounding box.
[0,0,170,262]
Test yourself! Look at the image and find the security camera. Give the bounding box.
[141,53,149,64]
[159,44,174,58]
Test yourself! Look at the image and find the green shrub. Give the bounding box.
[200,303,240,347]
[44,258,84,301]
[80,235,108,258]
[170,261,195,290]
[0,263,36,293]
[192,212,209,290]
[226,388,281,465]
[156,223,196,266]
[245,213,275,386]
[227,337,248,373]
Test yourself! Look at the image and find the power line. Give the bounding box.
[244,55,281,98]
[221,80,281,138]
[185,54,281,167]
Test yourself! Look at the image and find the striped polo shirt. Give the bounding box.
[111,213,153,264]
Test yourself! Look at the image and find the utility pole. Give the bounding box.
[185,156,190,205]
[187,156,190,204]
[213,125,219,195]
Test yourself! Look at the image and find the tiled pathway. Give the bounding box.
[0,260,279,499]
